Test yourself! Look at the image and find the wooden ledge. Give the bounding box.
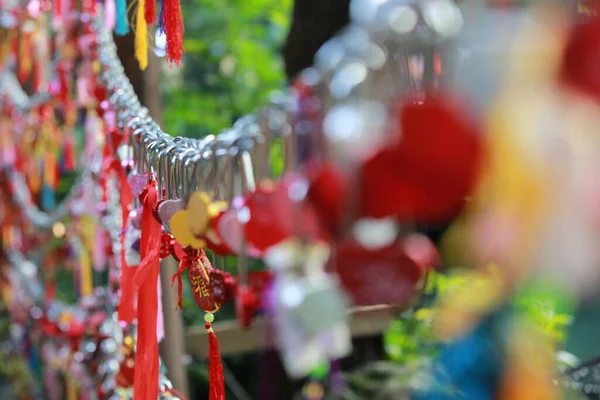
[184,305,397,357]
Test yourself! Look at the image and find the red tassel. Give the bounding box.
[163,0,184,65]
[145,0,157,25]
[206,322,225,400]
[133,182,162,400]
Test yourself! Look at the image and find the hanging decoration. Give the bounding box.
[4,1,600,400]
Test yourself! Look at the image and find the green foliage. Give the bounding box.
[162,0,292,138]
[384,270,574,364]
[514,286,573,346]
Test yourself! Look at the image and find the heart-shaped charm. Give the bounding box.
[158,199,185,228]
[360,93,483,222]
[129,174,148,197]
[331,239,424,307]
[244,177,326,251]
[204,220,234,256]
[217,207,263,258]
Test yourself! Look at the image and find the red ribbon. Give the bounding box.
[170,248,202,310]
[99,142,136,323]
[133,183,162,400]
[114,160,135,323]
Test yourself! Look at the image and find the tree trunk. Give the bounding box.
[282,0,351,83]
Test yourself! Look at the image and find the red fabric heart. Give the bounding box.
[204,211,234,256]
[216,207,263,258]
[330,239,423,306]
[244,177,325,251]
[361,94,483,222]
[560,14,600,103]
